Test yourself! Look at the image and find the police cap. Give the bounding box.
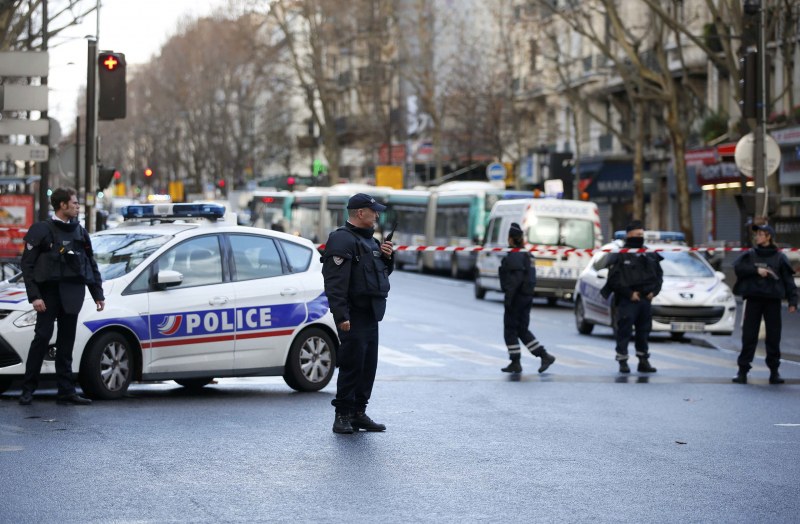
[752,223,776,237]
[347,193,387,212]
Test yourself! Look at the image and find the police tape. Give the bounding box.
[316,244,800,256]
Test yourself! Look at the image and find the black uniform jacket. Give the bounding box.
[499,250,534,305]
[733,245,798,306]
[600,245,663,301]
[321,222,394,324]
[21,218,105,315]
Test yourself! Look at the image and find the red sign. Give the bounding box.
[379,143,406,165]
[0,194,34,258]
[684,148,717,167]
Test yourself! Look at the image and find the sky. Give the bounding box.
[47,0,229,137]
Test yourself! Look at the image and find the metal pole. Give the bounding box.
[753,1,767,220]
[85,37,97,232]
[75,115,81,191]
[37,0,50,221]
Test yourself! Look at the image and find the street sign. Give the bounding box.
[0,119,49,136]
[486,162,506,181]
[0,85,49,111]
[0,51,49,76]
[0,144,49,162]
[734,132,781,177]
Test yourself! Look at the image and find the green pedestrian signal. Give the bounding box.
[312,159,326,176]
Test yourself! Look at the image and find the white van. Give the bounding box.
[474,198,602,304]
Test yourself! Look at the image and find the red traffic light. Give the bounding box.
[261,197,274,203]
[102,55,118,70]
[217,179,225,188]
[113,170,121,180]
[144,168,153,177]
[287,176,296,185]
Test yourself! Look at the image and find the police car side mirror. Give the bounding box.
[154,270,183,290]
[597,268,609,280]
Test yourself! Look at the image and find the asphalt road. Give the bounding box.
[2,270,799,522]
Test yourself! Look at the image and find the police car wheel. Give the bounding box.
[575,298,594,335]
[283,327,336,392]
[174,378,214,389]
[79,332,134,400]
[0,376,11,395]
[670,332,686,341]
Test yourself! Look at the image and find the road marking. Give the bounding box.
[417,343,508,366]
[774,423,800,427]
[648,345,768,370]
[379,345,444,367]
[0,446,24,452]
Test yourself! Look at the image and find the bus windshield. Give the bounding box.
[527,218,594,249]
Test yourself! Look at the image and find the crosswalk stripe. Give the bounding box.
[554,343,687,369]
[649,345,769,372]
[416,343,508,366]
[379,345,444,367]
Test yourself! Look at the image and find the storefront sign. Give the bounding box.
[0,194,34,258]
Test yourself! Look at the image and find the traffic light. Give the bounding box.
[98,165,118,190]
[740,51,758,120]
[287,176,296,191]
[144,168,153,178]
[98,51,127,120]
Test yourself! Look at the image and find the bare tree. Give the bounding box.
[0,0,96,51]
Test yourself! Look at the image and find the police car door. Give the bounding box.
[145,235,235,375]
[227,234,310,371]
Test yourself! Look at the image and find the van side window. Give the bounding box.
[486,218,503,245]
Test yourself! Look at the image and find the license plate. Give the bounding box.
[535,259,553,267]
[671,322,704,332]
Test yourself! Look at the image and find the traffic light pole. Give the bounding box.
[85,37,97,233]
[754,2,767,221]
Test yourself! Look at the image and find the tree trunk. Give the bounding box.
[668,120,694,246]
[633,99,645,220]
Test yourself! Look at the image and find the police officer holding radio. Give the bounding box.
[601,220,663,373]
[322,193,393,434]
[731,224,798,385]
[499,223,556,374]
[18,188,105,406]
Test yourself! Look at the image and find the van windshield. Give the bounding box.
[527,218,594,249]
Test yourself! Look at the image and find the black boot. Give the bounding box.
[618,360,630,373]
[501,358,522,373]
[18,391,33,405]
[332,413,354,434]
[351,412,386,432]
[769,371,785,385]
[732,368,748,384]
[637,358,657,373]
[538,351,556,373]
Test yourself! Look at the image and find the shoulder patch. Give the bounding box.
[333,256,344,266]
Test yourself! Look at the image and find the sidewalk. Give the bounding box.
[690,299,800,363]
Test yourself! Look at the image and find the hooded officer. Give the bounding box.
[600,220,663,373]
[321,193,393,434]
[18,188,105,406]
[731,224,798,384]
[499,222,556,374]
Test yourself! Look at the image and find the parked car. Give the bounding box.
[0,203,338,398]
[574,240,737,339]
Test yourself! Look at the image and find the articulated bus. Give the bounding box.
[249,190,294,231]
[386,182,533,278]
[290,184,392,244]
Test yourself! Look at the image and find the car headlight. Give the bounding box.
[714,289,733,303]
[13,310,38,328]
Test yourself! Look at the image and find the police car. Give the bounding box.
[573,240,737,339]
[0,203,338,399]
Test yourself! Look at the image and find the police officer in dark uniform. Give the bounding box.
[499,223,556,374]
[600,220,663,373]
[322,193,393,434]
[731,224,798,384]
[18,188,105,405]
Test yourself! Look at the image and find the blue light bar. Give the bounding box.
[613,230,686,243]
[122,203,226,220]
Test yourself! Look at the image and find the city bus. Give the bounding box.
[248,190,294,232]
[386,182,532,277]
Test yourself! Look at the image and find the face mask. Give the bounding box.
[626,236,644,249]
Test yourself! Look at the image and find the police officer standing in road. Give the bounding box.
[18,188,105,405]
[731,224,798,384]
[322,193,393,434]
[601,220,663,373]
[499,223,556,374]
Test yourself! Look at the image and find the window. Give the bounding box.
[527,218,594,249]
[486,219,503,245]
[229,234,283,281]
[92,232,172,281]
[156,236,223,288]
[659,252,714,278]
[280,240,312,273]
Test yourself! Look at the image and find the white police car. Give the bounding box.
[0,203,338,399]
[574,241,737,339]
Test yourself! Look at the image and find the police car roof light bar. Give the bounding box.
[122,203,227,221]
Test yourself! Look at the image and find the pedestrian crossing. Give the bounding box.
[376,339,778,375]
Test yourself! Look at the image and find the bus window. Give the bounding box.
[435,205,469,238]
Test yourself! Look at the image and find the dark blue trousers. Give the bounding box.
[331,308,379,414]
[739,297,782,371]
[614,297,652,361]
[22,286,79,396]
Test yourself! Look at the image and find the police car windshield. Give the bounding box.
[659,251,714,278]
[91,232,173,280]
